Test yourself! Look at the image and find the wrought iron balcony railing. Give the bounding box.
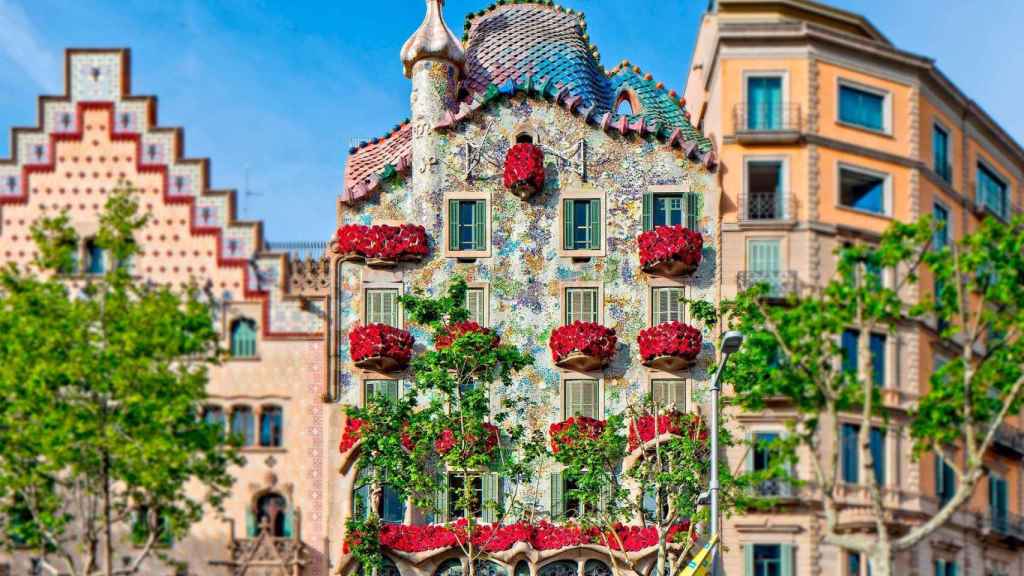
[993,422,1024,456]
[737,270,799,299]
[746,190,786,220]
[734,102,803,133]
[981,510,1024,542]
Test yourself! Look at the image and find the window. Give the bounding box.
[934,560,958,576]
[746,76,783,131]
[847,552,872,576]
[365,379,401,402]
[365,288,400,327]
[651,286,684,325]
[466,287,487,324]
[839,166,889,215]
[977,162,1008,219]
[750,432,785,497]
[230,319,257,358]
[259,406,283,448]
[643,191,699,231]
[255,492,290,537]
[60,241,80,275]
[563,475,582,519]
[745,543,794,576]
[354,467,405,524]
[990,473,1009,530]
[841,424,885,485]
[651,379,686,411]
[448,199,487,252]
[84,238,106,275]
[615,92,635,116]
[564,287,599,324]
[746,160,784,220]
[447,474,483,520]
[231,406,255,447]
[841,329,886,387]
[747,239,782,295]
[562,198,601,251]
[202,405,225,431]
[564,380,599,419]
[933,125,951,181]
[839,83,885,132]
[131,506,173,547]
[933,203,949,249]
[935,454,956,506]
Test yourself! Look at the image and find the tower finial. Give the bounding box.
[400,0,465,79]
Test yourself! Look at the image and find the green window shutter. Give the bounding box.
[550,472,564,520]
[744,545,754,576]
[949,561,958,576]
[643,193,653,231]
[246,510,256,538]
[935,560,945,576]
[745,432,755,472]
[435,471,449,523]
[482,474,501,523]
[589,199,601,250]
[449,200,459,251]
[563,200,575,250]
[686,192,700,231]
[473,200,487,251]
[283,511,293,538]
[780,544,794,576]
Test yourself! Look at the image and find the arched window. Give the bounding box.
[435,559,464,576]
[538,561,577,576]
[255,492,290,537]
[514,561,530,576]
[202,405,225,432]
[230,406,254,446]
[584,560,611,576]
[230,318,258,358]
[614,89,639,116]
[259,406,283,447]
[515,133,534,144]
[476,561,506,576]
[84,238,105,275]
[354,467,406,523]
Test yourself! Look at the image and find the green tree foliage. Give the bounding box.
[344,277,541,576]
[0,185,241,576]
[723,214,1024,576]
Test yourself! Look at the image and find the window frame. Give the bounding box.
[465,283,490,326]
[362,283,403,328]
[643,184,700,232]
[362,378,402,406]
[743,156,789,221]
[840,422,886,485]
[932,201,950,249]
[650,378,687,412]
[230,405,256,447]
[836,162,893,217]
[229,317,259,359]
[932,122,952,183]
[444,191,492,258]
[742,70,789,132]
[836,78,892,135]
[258,405,284,448]
[562,378,602,420]
[557,190,607,258]
[976,159,1009,220]
[649,283,686,326]
[559,282,603,325]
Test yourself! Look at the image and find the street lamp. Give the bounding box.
[710,330,743,575]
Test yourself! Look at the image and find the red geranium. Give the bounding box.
[339,418,366,453]
[629,412,708,451]
[349,324,415,364]
[549,416,606,454]
[549,322,617,364]
[434,321,500,350]
[334,223,429,261]
[638,225,703,270]
[434,422,500,456]
[503,142,545,195]
[637,322,702,363]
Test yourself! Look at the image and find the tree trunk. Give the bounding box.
[655,529,667,576]
[103,452,114,576]
[870,543,893,576]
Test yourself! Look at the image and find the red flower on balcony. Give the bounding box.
[549,322,617,370]
[638,225,703,276]
[549,417,606,454]
[349,324,415,372]
[503,142,546,198]
[434,422,500,457]
[333,223,429,265]
[339,418,366,454]
[637,321,702,371]
[434,321,500,350]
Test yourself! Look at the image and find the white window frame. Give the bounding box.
[836,162,893,217]
[561,377,603,420]
[465,283,489,326]
[741,70,790,131]
[836,77,893,135]
[362,283,402,327]
[743,155,790,220]
[649,285,686,326]
[559,282,603,325]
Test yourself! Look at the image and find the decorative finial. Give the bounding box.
[400,0,466,79]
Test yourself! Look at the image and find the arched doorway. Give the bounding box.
[255,492,288,537]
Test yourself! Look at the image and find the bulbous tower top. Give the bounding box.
[400,0,465,78]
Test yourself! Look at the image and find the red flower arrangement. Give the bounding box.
[549,322,617,370]
[339,418,366,453]
[334,223,429,265]
[434,321,500,350]
[434,422,500,457]
[629,412,708,451]
[349,324,415,371]
[638,225,703,276]
[363,521,693,554]
[549,417,606,454]
[637,322,702,371]
[503,142,545,197]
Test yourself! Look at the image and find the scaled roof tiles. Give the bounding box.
[342,1,714,204]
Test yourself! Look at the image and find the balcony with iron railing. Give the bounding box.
[736,270,800,300]
[980,510,1024,543]
[733,103,803,143]
[992,422,1024,456]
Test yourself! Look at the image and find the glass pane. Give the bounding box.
[652,287,683,324]
[747,77,782,130]
[565,380,598,419]
[747,161,783,219]
[652,379,685,410]
[466,288,486,324]
[753,432,780,471]
[870,427,885,484]
[842,423,859,483]
[573,200,592,248]
[842,329,858,374]
[870,333,886,387]
[259,407,283,447]
[448,475,483,519]
[840,169,886,214]
[366,289,399,327]
[232,408,254,446]
[933,203,949,248]
[753,544,781,576]
[458,201,476,249]
[566,288,598,324]
[839,85,884,131]
[653,193,684,227]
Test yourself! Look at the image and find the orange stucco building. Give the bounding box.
[685,0,1024,574]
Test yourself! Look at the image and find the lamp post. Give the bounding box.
[710,330,744,576]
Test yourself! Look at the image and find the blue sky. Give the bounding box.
[0,0,1021,242]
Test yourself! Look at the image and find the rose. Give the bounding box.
[434,321,500,350]
[549,322,617,363]
[503,142,545,194]
[637,322,702,362]
[628,412,708,451]
[335,224,429,260]
[549,416,606,454]
[638,225,703,268]
[349,324,415,363]
[434,422,500,456]
[339,418,366,453]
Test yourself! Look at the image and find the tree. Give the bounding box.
[0,186,241,576]
[551,300,787,576]
[723,214,1024,575]
[344,277,542,576]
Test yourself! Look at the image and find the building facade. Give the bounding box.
[684,1,1024,575]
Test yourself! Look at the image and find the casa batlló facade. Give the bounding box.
[1,0,1023,575]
